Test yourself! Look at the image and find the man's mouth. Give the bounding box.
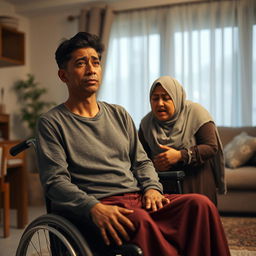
[83,78,98,84]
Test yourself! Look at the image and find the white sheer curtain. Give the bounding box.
[98,0,256,128]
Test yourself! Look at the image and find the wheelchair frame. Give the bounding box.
[11,138,185,256]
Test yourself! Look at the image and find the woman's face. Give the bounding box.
[150,85,175,121]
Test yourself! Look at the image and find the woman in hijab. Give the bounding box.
[139,76,226,205]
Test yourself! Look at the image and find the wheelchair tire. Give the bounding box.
[16,213,93,256]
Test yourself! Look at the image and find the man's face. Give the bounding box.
[150,85,175,121]
[59,47,102,98]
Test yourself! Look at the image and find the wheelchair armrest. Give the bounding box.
[158,171,185,194]
[112,244,143,256]
[158,170,185,181]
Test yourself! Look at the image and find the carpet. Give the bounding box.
[221,216,256,256]
[230,250,256,256]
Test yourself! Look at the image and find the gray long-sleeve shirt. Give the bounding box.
[36,102,162,219]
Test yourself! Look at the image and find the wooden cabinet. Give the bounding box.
[0,25,25,67]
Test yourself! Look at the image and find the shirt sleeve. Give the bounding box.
[176,121,218,168]
[36,117,100,220]
[138,125,152,159]
[124,111,163,193]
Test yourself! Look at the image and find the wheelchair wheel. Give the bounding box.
[16,214,93,256]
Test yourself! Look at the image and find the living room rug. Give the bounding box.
[221,216,256,255]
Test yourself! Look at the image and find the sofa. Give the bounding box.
[217,126,256,215]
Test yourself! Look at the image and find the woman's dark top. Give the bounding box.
[139,121,218,205]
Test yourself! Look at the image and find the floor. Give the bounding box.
[0,206,46,256]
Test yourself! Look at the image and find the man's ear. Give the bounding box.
[58,69,68,83]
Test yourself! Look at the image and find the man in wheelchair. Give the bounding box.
[35,31,231,256]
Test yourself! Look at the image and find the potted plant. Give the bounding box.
[14,73,55,137]
[14,73,55,205]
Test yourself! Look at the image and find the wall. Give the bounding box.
[0,1,30,139]
[0,1,79,139]
[1,0,188,139]
[29,7,79,114]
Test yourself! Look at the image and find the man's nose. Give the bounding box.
[86,62,96,74]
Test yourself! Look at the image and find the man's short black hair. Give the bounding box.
[55,32,104,69]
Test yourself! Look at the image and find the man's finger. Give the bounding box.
[111,218,130,242]
[156,200,163,209]
[162,197,170,205]
[100,227,110,246]
[151,201,157,211]
[144,197,152,209]
[118,212,136,231]
[118,207,134,215]
[106,223,123,246]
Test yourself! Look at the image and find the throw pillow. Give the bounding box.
[224,132,256,168]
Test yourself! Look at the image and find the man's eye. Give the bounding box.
[93,61,100,66]
[76,62,85,66]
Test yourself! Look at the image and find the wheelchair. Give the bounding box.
[10,138,185,256]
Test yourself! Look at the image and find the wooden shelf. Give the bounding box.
[0,25,25,67]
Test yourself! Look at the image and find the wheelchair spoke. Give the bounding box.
[37,230,42,255]
[44,229,51,255]
[29,238,41,256]
[27,229,49,256]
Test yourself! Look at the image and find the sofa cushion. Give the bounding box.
[224,132,256,168]
[225,166,256,190]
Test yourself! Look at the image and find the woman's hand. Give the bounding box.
[153,144,182,171]
[90,203,135,246]
[142,189,170,211]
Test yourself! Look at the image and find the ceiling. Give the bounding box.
[3,0,121,15]
[4,0,115,4]
[3,0,196,16]
[4,0,36,3]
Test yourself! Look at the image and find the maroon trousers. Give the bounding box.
[101,193,231,256]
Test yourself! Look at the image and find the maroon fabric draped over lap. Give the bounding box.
[101,193,231,256]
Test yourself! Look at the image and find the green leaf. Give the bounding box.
[13,73,56,136]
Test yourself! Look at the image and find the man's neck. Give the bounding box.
[64,96,99,118]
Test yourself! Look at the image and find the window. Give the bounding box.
[99,0,256,127]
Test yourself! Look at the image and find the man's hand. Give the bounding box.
[142,189,170,211]
[153,144,181,171]
[90,203,135,246]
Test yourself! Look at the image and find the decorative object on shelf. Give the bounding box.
[13,74,55,137]
[0,16,18,29]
